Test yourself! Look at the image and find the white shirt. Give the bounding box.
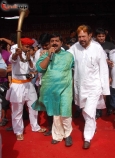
[6,46,37,103]
[10,44,17,54]
[9,45,35,80]
[34,48,43,63]
[109,49,115,88]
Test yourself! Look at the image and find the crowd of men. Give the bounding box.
[0,25,115,150]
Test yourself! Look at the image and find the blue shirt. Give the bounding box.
[0,54,7,70]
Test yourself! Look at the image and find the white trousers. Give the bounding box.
[82,109,96,142]
[11,101,41,135]
[52,116,72,141]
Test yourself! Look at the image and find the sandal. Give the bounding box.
[0,118,8,126]
[16,134,24,141]
[37,128,47,133]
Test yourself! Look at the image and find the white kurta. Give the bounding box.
[34,48,42,63]
[6,47,37,103]
[34,48,43,85]
[10,44,18,54]
[109,49,115,88]
[68,40,110,117]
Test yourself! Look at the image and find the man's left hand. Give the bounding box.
[26,51,31,61]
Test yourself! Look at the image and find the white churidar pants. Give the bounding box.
[82,93,101,142]
[11,101,40,135]
[82,110,96,142]
[52,116,72,141]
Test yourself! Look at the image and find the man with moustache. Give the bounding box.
[68,25,110,149]
[32,33,74,147]
[34,33,54,136]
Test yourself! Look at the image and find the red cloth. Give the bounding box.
[21,38,35,46]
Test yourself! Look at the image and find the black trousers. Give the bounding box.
[96,95,112,115]
[47,115,53,131]
[0,82,10,110]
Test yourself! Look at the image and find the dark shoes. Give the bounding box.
[51,139,59,144]
[51,136,73,146]
[65,136,73,147]
[0,118,8,126]
[44,130,52,136]
[83,141,90,149]
[6,126,13,131]
[96,109,102,119]
[96,113,101,119]
[107,109,113,116]
[73,111,81,118]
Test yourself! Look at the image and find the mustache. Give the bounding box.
[52,44,58,47]
[79,40,85,42]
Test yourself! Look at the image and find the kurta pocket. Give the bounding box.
[86,56,96,69]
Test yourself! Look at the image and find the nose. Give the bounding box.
[52,40,56,44]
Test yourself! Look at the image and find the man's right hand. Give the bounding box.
[15,48,22,56]
[48,47,56,57]
[12,48,22,60]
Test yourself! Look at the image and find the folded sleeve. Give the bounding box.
[36,53,48,73]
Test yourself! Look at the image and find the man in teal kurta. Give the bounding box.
[32,33,74,147]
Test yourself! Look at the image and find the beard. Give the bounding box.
[79,41,86,47]
[79,39,91,48]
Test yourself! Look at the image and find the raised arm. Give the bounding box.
[0,38,12,45]
[39,47,55,69]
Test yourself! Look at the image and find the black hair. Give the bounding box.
[70,30,76,34]
[0,41,7,49]
[95,28,106,36]
[10,34,17,44]
[29,46,34,51]
[0,40,2,45]
[50,33,63,42]
[39,33,51,45]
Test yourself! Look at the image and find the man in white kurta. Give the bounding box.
[6,38,46,141]
[68,25,110,149]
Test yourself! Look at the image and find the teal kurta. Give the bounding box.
[32,49,74,117]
